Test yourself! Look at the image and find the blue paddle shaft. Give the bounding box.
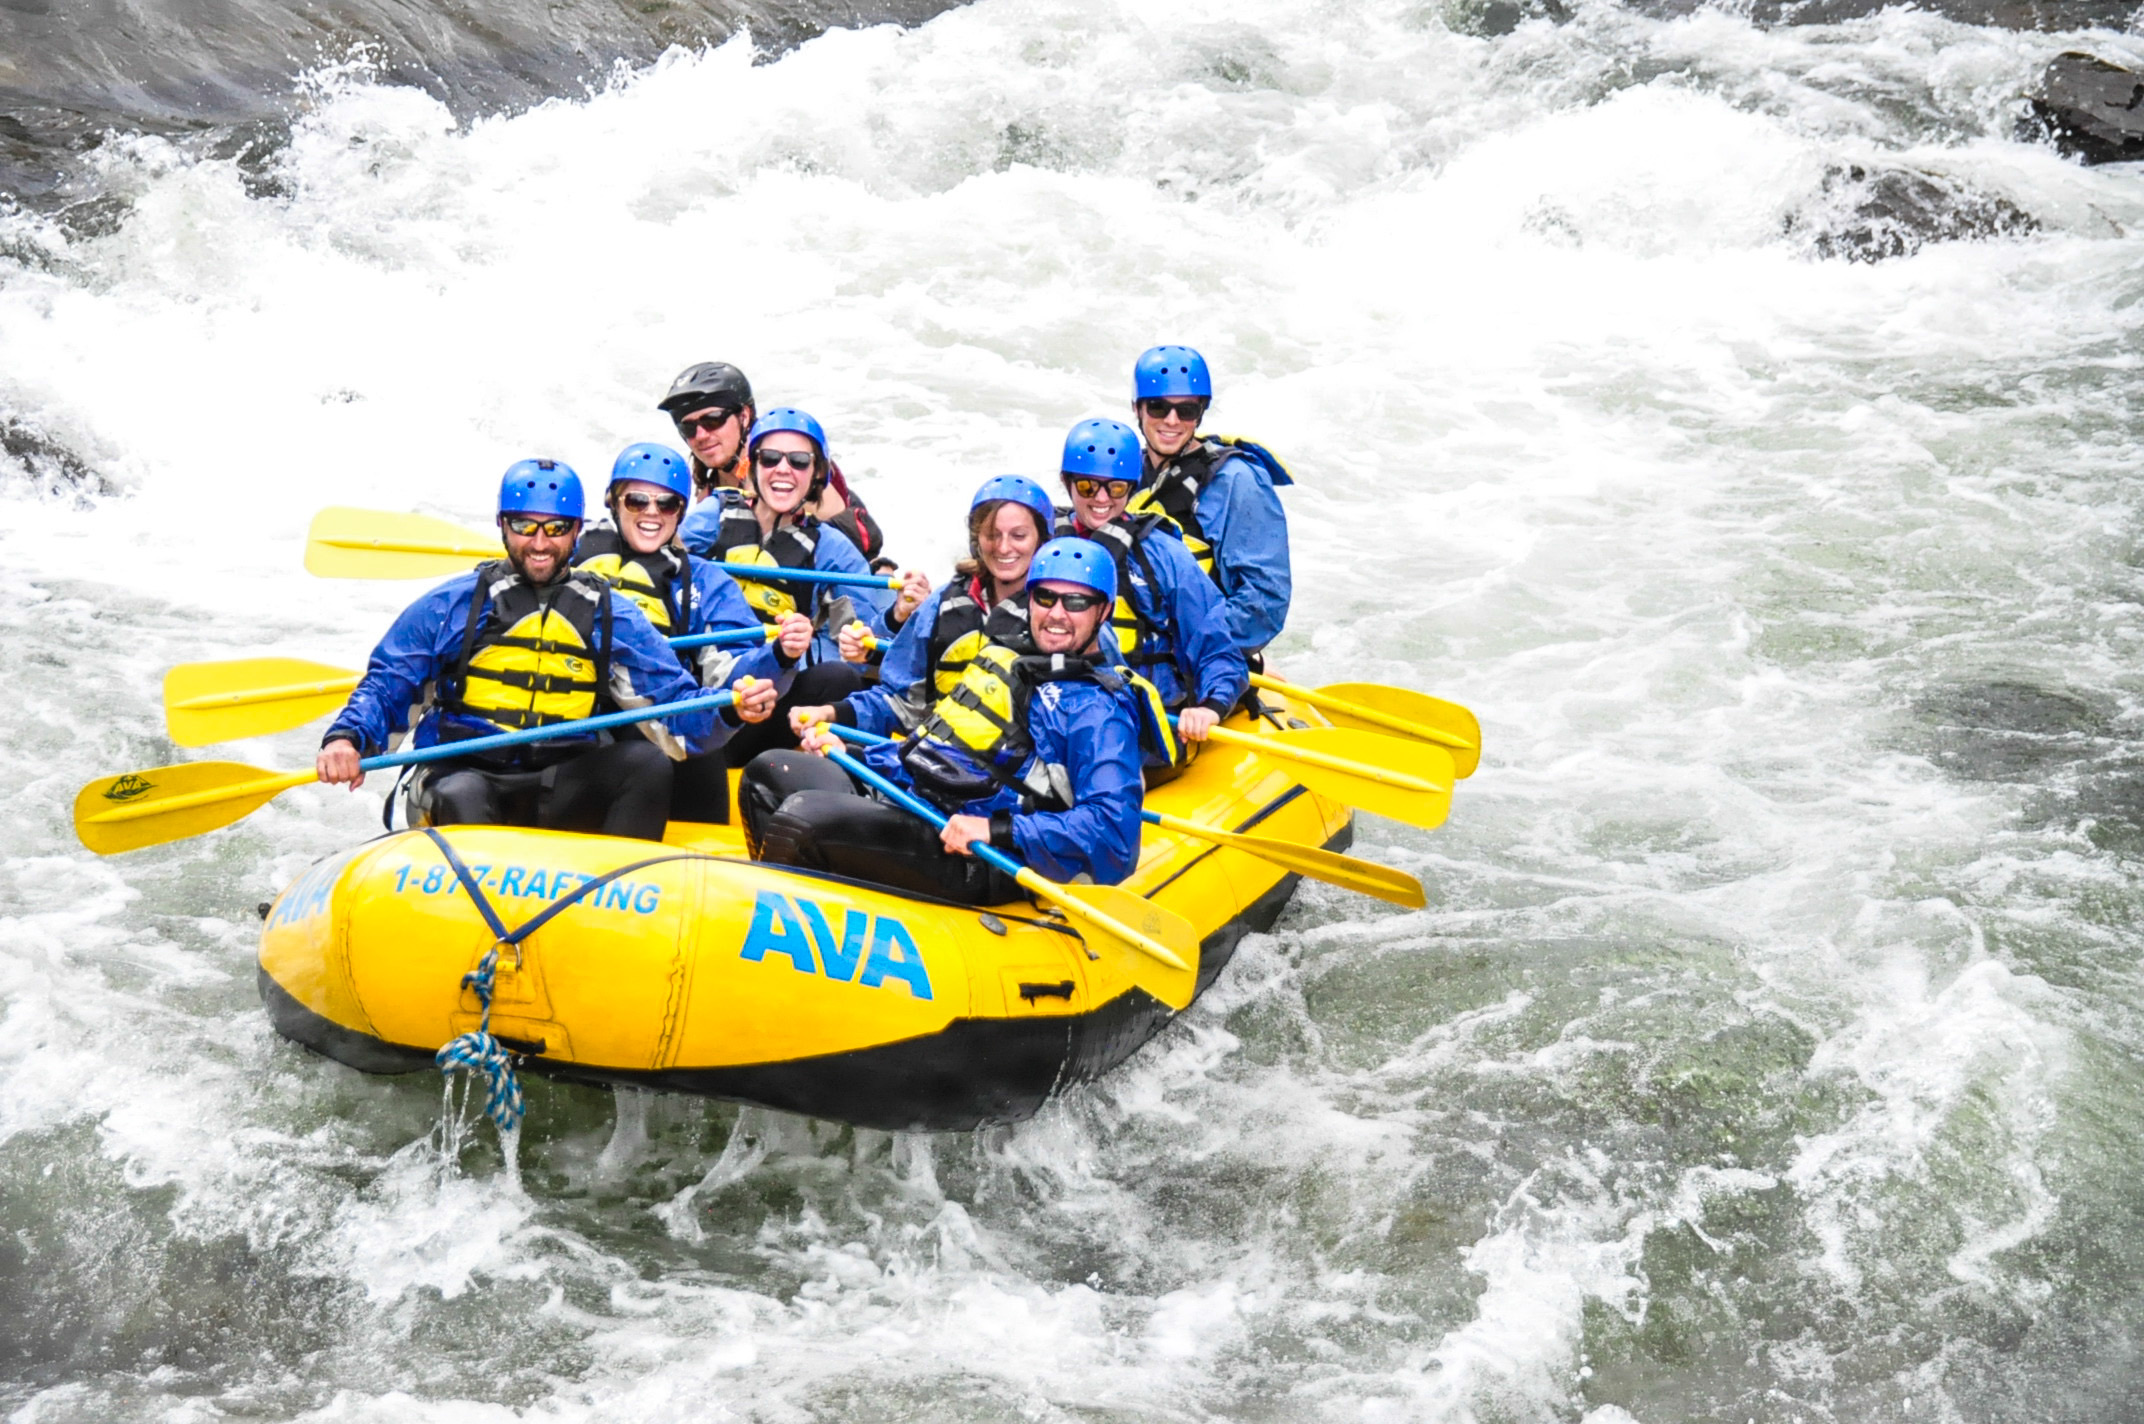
[822,722,893,746]
[712,562,894,590]
[821,746,1027,882]
[668,625,776,651]
[355,689,737,773]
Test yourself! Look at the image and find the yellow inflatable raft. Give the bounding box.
[258,704,1354,1130]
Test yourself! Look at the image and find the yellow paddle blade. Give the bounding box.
[1013,869,1199,1011]
[1204,725,1455,832]
[74,761,317,855]
[163,658,361,746]
[1253,673,1482,779]
[305,506,495,579]
[1146,811,1426,909]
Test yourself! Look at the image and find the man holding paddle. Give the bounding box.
[315,459,779,842]
[739,538,1149,903]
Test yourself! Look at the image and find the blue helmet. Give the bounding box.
[1028,536,1117,603]
[748,407,830,497]
[1060,418,1142,486]
[748,407,828,460]
[1133,345,1212,400]
[969,475,1055,533]
[498,458,585,520]
[608,442,693,503]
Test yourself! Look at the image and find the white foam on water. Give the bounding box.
[3,0,2142,1417]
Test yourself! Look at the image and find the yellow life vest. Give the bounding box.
[443,563,613,733]
[571,527,692,635]
[709,506,823,624]
[926,578,1030,696]
[1126,435,1294,588]
[1056,512,1177,667]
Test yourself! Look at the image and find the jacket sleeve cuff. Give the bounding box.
[775,643,801,669]
[989,810,1018,851]
[1199,695,1235,719]
[321,729,363,752]
[833,701,858,728]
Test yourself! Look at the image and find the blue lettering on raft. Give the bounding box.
[739,890,933,1001]
[266,856,343,931]
[390,862,662,915]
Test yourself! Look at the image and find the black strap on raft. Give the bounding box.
[422,828,700,963]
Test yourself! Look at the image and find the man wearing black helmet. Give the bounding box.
[658,360,894,572]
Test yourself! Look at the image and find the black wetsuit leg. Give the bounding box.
[721,661,869,764]
[417,763,542,827]
[740,750,1019,904]
[538,739,675,841]
[669,748,732,824]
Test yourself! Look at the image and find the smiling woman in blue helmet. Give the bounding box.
[796,474,1056,739]
[696,408,900,765]
[1125,344,1294,663]
[571,441,814,824]
[314,459,773,842]
[740,537,1149,901]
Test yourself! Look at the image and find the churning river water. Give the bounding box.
[4,0,2144,1419]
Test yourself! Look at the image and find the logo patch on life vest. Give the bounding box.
[562,657,585,674]
[738,890,933,1000]
[104,774,154,802]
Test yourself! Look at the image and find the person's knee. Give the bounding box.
[423,770,495,825]
[757,789,861,869]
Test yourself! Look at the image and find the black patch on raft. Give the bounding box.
[258,819,1351,1130]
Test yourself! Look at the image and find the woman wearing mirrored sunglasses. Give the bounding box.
[1125,344,1294,664]
[694,409,899,764]
[570,442,812,823]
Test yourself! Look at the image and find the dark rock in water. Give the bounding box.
[1785,164,2037,262]
[2022,51,2144,165]
[0,0,971,217]
[1440,0,1570,37]
[0,416,109,501]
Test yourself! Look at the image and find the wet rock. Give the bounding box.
[2023,51,2144,165]
[1441,0,1569,37]
[1785,163,2037,262]
[0,415,109,500]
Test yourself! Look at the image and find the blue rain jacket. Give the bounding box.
[1191,449,1292,654]
[323,569,720,758]
[842,591,946,736]
[853,673,1145,886]
[675,555,796,693]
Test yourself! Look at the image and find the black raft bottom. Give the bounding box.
[259,822,1341,1132]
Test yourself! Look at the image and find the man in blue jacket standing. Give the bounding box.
[316,459,775,842]
[1125,345,1292,661]
[739,538,1148,903]
[1055,418,1248,754]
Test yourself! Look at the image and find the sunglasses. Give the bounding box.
[502,515,578,538]
[1029,585,1108,612]
[1067,476,1134,500]
[675,408,738,436]
[755,448,816,471]
[619,490,686,515]
[1140,398,1204,422]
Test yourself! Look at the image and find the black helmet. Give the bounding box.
[658,361,754,416]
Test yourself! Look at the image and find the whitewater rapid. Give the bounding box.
[4,0,2143,1419]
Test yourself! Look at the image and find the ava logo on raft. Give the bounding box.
[739,890,933,1000]
[103,774,154,802]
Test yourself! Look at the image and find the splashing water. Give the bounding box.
[3,0,2143,1419]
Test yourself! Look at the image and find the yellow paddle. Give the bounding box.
[1141,809,1426,908]
[1250,673,1481,778]
[813,721,1425,909]
[76,687,742,855]
[305,506,498,579]
[163,659,361,747]
[306,507,904,592]
[1184,721,1455,832]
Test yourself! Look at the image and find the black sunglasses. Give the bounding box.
[1029,585,1108,612]
[755,448,816,471]
[676,408,739,435]
[1140,398,1204,422]
[618,490,685,515]
[502,515,578,538]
